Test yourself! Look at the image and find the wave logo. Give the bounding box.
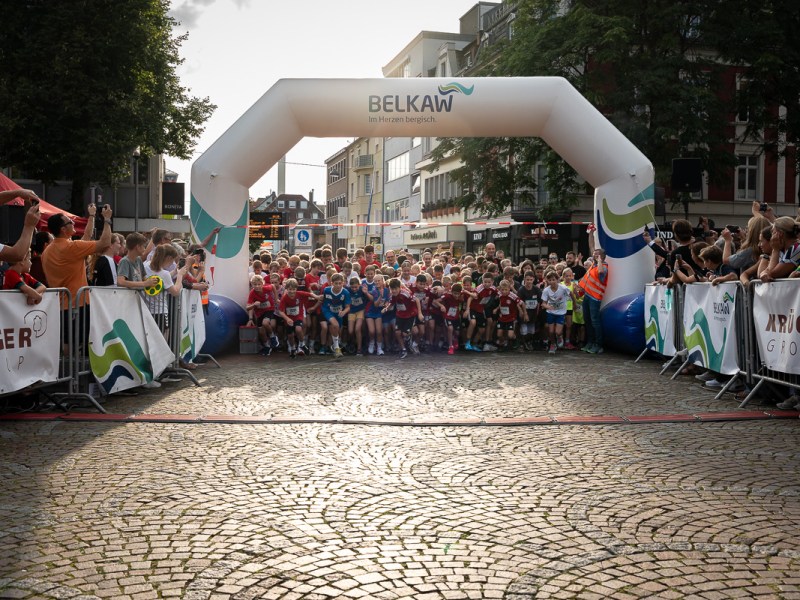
[722,292,735,305]
[437,83,475,96]
[596,183,654,259]
[89,319,154,394]
[190,193,248,260]
[684,308,727,372]
[645,304,667,353]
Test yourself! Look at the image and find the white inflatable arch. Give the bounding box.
[191,77,655,310]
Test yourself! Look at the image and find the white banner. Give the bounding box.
[179,289,206,361]
[644,284,676,356]
[682,283,740,376]
[753,281,800,376]
[88,288,174,394]
[0,291,61,394]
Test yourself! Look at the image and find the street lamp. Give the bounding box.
[133,147,141,232]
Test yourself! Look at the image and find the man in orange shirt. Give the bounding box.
[42,205,113,343]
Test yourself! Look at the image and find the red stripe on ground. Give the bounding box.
[0,411,797,425]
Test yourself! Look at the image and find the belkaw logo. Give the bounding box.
[368,83,474,114]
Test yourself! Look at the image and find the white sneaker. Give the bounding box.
[411,342,420,355]
[142,380,161,389]
[557,336,564,349]
[376,347,385,356]
[483,343,497,352]
[368,342,375,354]
[776,396,800,410]
[695,370,716,382]
[704,378,723,389]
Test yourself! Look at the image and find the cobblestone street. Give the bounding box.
[1,351,799,599]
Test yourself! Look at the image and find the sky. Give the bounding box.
[167,0,478,206]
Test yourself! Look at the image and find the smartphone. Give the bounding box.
[178,258,186,269]
[759,202,768,212]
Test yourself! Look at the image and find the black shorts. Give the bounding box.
[445,318,461,331]
[432,312,445,325]
[470,310,487,328]
[257,311,275,324]
[291,319,304,330]
[496,320,515,331]
[396,316,416,334]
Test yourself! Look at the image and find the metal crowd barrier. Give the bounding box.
[739,280,800,408]
[643,280,800,408]
[0,288,76,411]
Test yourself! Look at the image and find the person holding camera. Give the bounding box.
[721,215,771,274]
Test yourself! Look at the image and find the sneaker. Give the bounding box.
[297,345,307,356]
[333,347,343,359]
[259,345,272,357]
[368,343,375,355]
[376,347,385,356]
[548,344,556,355]
[695,370,716,382]
[447,346,455,355]
[585,344,598,354]
[464,341,474,351]
[453,341,459,351]
[270,336,280,349]
[289,349,296,359]
[159,376,182,383]
[703,378,723,389]
[483,343,497,352]
[142,380,162,389]
[776,396,800,410]
[400,349,408,359]
[318,346,329,355]
[557,336,564,349]
[356,351,363,357]
[411,343,420,355]
[581,344,594,353]
[564,342,577,351]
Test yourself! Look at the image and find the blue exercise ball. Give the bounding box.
[201,294,248,355]
[601,293,645,354]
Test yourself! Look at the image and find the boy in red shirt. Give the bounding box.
[3,251,46,304]
[492,280,526,352]
[383,278,423,359]
[276,278,321,358]
[246,274,280,355]
[410,273,435,351]
[465,272,497,352]
[432,281,463,354]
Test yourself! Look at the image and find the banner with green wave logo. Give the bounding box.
[644,284,676,356]
[179,289,206,362]
[88,288,174,394]
[682,283,739,375]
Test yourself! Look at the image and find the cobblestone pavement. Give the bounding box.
[1,351,799,599]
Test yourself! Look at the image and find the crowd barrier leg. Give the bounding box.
[159,293,201,387]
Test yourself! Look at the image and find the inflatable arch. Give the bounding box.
[191,77,655,352]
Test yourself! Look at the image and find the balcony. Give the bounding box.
[352,155,374,171]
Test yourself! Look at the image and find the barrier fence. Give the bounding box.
[0,286,216,414]
[641,280,800,407]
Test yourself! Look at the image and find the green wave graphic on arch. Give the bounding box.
[190,194,248,259]
[601,197,654,236]
[438,83,475,96]
[684,308,726,372]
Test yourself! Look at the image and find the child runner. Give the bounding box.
[493,279,526,351]
[411,273,435,351]
[541,271,573,354]
[275,278,320,358]
[517,270,542,351]
[466,272,498,351]
[347,276,371,356]
[432,281,463,354]
[320,272,351,359]
[561,267,579,350]
[246,274,280,355]
[363,266,388,355]
[384,278,423,359]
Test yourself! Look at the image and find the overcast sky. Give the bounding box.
[168,0,477,205]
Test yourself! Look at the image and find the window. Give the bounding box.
[536,164,550,204]
[412,137,422,148]
[364,173,373,195]
[736,77,750,123]
[386,198,409,222]
[736,155,758,200]
[387,152,410,182]
[289,200,296,209]
[297,212,304,219]
[277,200,285,209]
[301,201,308,209]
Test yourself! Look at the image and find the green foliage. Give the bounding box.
[430,0,746,215]
[0,0,215,204]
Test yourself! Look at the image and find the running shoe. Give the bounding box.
[297,345,307,356]
[289,349,296,359]
[483,343,498,352]
[376,347,385,356]
[548,344,556,355]
[142,380,162,389]
[333,347,343,359]
[447,346,455,355]
[270,336,280,349]
[557,336,564,349]
[400,349,408,359]
[356,351,363,357]
[259,345,272,357]
[411,342,420,355]
[564,342,577,351]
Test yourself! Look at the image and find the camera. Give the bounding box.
[759,202,768,212]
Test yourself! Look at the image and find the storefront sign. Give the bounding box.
[490,227,511,241]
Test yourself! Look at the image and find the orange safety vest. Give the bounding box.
[578,264,608,301]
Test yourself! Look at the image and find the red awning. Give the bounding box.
[0,173,89,236]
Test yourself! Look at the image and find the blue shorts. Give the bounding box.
[322,310,343,326]
[546,313,566,325]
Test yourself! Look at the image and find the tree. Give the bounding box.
[430,0,735,216]
[0,0,215,207]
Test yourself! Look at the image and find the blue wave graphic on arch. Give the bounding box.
[438,83,475,96]
[628,183,655,208]
[596,208,647,259]
[190,195,248,259]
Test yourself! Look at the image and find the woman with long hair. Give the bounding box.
[761,216,800,282]
[722,215,771,273]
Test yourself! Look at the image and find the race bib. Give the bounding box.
[396,303,407,312]
[480,296,491,305]
[500,306,510,315]
[351,297,363,306]
[330,304,342,313]
[286,306,300,316]
[447,307,457,317]
[259,301,269,309]
[525,299,538,309]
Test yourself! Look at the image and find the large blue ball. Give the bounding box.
[200,295,249,355]
[601,293,645,354]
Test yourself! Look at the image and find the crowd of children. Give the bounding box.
[245,243,601,359]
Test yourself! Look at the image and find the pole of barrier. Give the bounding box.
[712,281,748,400]
[669,283,692,381]
[158,291,200,386]
[634,284,654,364]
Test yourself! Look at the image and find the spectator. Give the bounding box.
[761,216,800,282]
[579,228,609,354]
[2,250,46,304]
[721,216,771,274]
[30,230,54,286]
[89,232,123,286]
[0,203,40,264]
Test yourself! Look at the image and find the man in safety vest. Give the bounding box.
[578,240,609,354]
